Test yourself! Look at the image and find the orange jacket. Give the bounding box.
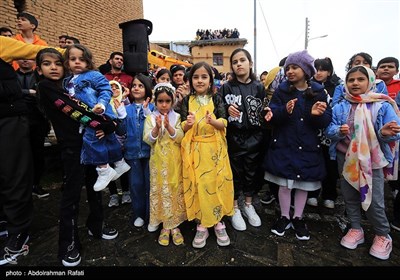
[12,34,48,70]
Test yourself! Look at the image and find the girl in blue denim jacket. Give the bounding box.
[63,44,130,192]
[118,73,155,229]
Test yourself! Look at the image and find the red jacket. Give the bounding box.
[386,79,400,99]
[104,72,133,89]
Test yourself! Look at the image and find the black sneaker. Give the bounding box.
[0,233,29,265]
[88,226,118,240]
[291,217,310,240]
[32,185,50,198]
[271,216,291,236]
[260,192,276,205]
[390,219,400,231]
[62,248,81,267]
[0,221,7,238]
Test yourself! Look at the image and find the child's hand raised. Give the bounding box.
[311,101,327,116]
[163,113,170,128]
[264,107,273,122]
[381,120,400,136]
[113,98,121,109]
[340,124,350,136]
[122,87,130,99]
[205,110,213,124]
[186,111,195,127]
[155,114,162,129]
[286,98,297,114]
[143,97,151,109]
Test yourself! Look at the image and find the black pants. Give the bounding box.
[0,116,33,236]
[29,117,48,186]
[108,172,129,195]
[58,147,104,260]
[308,145,338,201]
[230,150,262,200]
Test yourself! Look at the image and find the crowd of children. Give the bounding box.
[1,11,400,267]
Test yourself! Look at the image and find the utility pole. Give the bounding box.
[305,17,309,50]
[305,17,328,50]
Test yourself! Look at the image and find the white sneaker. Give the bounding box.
[323,199,335,209]
[231,208,246,231]
[307,197,318,207]
[134,217,144,227]
[147,224,159,232]
[242,204,261,227]
[93,165,117,192]
[112,159,131,181]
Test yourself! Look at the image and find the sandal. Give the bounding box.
[158,228,170,246]
[171,228,184,246]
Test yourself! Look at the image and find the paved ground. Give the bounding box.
[1,144,399,276]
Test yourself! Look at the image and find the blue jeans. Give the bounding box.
[126,158,150,224]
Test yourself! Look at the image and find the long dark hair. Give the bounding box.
[131,73,153,103]
[188,61,214,96]
[36,48,65,83]
[229,48,257,83]
[346,52,372,71]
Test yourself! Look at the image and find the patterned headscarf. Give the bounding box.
[343,65,399,210]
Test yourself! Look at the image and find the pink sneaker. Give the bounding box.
[192,225,209,249]
[369,235,392,260]
[340,228,364,249]
[214,222,230,246]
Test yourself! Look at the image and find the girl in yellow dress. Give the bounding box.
[143,83,187,246]
[180,62,234,249]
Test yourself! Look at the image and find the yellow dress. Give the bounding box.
[181,95,234,228]
[143,110,187,229]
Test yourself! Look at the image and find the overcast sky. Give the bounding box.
[143,0,400,78]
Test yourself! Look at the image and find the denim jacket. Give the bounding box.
[119,102,155,160]
[325,100,400,163]
[63,70,116,119]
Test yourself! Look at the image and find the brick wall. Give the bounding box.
[0,0,143,66]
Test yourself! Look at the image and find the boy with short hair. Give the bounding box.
[376,57,400,99]
[0,27,13,37]
[377,57,400,232]
[13,12,47,70]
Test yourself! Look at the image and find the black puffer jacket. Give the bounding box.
[0,59,28,118]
